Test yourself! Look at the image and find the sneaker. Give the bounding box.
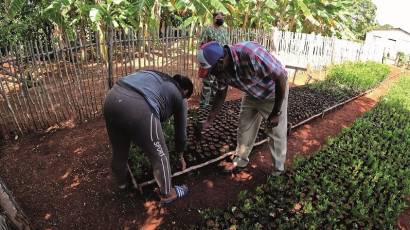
[222,161,247,173]
[272,169,284,176]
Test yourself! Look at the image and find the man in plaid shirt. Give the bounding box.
[197,41,289,174]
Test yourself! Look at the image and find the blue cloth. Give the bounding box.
[197,41,224,70]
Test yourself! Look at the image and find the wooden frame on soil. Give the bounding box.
[129,73,398,193]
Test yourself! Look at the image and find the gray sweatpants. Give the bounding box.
[103,85,172,195]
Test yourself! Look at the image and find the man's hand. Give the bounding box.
[194,120,211,138]
[266,113,280,129]
[201,120,211,131]
[179,153,187,171]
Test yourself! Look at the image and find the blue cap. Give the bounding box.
[197,41,224,70]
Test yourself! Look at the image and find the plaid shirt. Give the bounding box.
[216,41,287,99]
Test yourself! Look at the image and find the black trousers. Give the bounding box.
[103,85,172,195]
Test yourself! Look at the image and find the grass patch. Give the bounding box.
[327,61,390,91]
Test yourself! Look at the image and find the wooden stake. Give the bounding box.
[0,176,31,230]
[34,40,60,123]
[15,42,42,130]
[59,37,84,121]
[134,138,268,190]
[43,37,72,121]
[27,40,54,127]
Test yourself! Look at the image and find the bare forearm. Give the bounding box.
[270,73,288,116]
[208,88,227,122]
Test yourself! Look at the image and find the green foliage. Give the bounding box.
[7,0,25,18]
[307,79,358,100]
[167,0,231,28]
[384,76,410,110]
[1,0,380,44]
[346,0,378,40]
[129,144,151,179]
[199,75,410,228]
[172,0,370,39]
[41,0,141,34]
[374,24,394,30]
[0,0,51,45]
[396,52,410,68]
[327,61,390,92]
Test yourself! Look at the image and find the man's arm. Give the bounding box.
[267,72,288,127]
[203,87,228,130]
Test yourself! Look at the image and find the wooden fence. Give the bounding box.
[0,27,386,138]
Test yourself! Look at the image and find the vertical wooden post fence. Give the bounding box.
[107,26,114,89]
[0,26,387,138]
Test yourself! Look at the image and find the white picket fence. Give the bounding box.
[269,29,386,69]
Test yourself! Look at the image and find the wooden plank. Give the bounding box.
[59,37,84,121]
[95,30,109,109]
[137,30,142,71]
[0,77,22,135]
[166,27,170,74]
[0,176,31,230]
[15,42,44,130]
[54,37,79,120]
[113,30,120,81]
[150,36,155,70]
[155,31,160,70]
[27,40,54,127]
[8,44,33,132]
[72,31,94,119]
[128,30,135,73]
[169,27,173,76]
[136,138,268,189]
[84,32,100,117]
[143,26,147,71]
[161,34,165,73]
[34,39,60,123]
[119,30,128,76]
[81,30,99,117]
[0,46,27,133]
[130,30,136,72]
[107,27,114,89]
[43,37,71,121]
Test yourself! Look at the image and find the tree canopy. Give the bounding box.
[1,0,380,44]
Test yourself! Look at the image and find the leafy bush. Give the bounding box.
[307,79,358,101]
[327,61,390,91]
[396,52,409,67]
[199,75,410,229]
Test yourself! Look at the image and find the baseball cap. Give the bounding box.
[197,41,224,78]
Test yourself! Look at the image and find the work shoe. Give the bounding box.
[222,161,247,173]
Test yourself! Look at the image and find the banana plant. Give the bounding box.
[167,0,232,28]
[42,0,145,60]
